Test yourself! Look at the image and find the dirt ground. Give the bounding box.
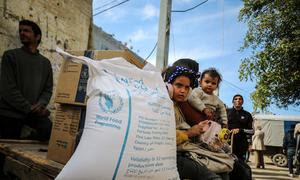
[249,154,300,180]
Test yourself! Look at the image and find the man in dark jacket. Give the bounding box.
[227,94,254,161]
[283,124,299,177]
[0,19,52,141]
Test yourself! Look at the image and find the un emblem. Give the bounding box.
[99,91,123,113]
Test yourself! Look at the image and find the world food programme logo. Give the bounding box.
[99,91,123,113]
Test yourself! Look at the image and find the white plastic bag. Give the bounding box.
[200,121,221,144]
[55,48,179,180]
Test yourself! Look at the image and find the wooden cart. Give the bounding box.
[0,139,63,180]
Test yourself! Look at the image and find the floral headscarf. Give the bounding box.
[166,66,200,88]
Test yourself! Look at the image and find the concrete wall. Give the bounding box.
[90,25,145,63]
[89,25,126,50]
[0,0,92,53]
[0,0,92,117]
[90,25,126,50]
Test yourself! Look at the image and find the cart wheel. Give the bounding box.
[272,153,288,167]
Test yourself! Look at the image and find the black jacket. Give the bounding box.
[227,107,253,158]
[283,129,296,150]
[227,107,253,131]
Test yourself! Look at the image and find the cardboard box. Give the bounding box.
[55,50,145,106]
[47,104,85,164]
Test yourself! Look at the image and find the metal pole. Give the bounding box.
[156,0,172,71]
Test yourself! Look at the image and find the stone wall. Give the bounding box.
[89,25,125,50]
[90,25,145,63]
[0,0,92,117]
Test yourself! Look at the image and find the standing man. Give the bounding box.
[227,94,254,161]
[283,124,299,177]
[0,19,53,141]
[294,123,300,177]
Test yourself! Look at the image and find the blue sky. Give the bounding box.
[93,0,300,115]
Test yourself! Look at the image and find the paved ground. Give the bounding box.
[249,155,300,180]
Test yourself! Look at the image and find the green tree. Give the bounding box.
[238,0,300,110]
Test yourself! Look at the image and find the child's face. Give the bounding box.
[200,74,219,94]
[172,75,191,102]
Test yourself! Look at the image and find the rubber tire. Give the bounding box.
[272,153,288,167]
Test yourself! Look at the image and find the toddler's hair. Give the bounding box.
[200,68,222,84]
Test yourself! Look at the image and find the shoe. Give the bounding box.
[288,173,294,177]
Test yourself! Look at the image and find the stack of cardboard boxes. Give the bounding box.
[47,50,145,164]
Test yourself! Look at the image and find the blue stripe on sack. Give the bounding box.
[112,89,132,180]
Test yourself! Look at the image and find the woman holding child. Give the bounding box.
[163,59,233,180]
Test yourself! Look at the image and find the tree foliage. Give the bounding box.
[239,0,300,110]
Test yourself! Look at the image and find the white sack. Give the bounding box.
[55,48,179,180]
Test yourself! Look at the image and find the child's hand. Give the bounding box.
[203,108,214,120]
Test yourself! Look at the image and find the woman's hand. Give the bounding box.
[186,120,210,138]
